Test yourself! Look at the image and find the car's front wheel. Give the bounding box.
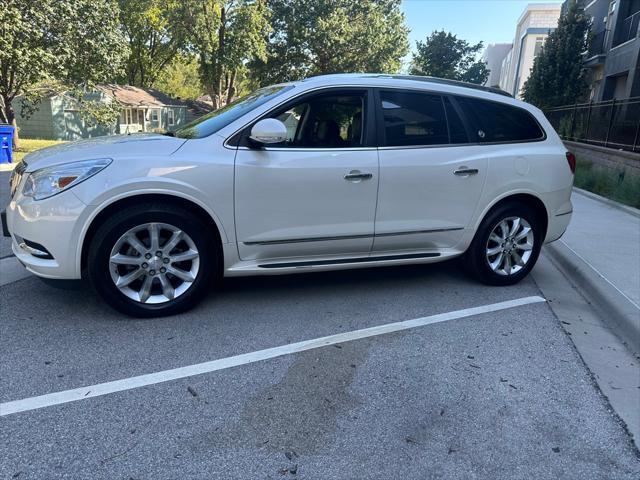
[466,202,543,286]
[87,203,217,317]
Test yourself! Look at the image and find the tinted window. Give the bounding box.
[380,91,448,146]
[444,97,469,144]
[266,92,366,148]
[455,96,544,143]
[174,85,293,139]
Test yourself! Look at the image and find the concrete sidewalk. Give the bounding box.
[545,188,640,354]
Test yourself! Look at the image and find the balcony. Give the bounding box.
[613,11,640,47]
[584,29,607,65]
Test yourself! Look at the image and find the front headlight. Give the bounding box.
[22,158,112,200]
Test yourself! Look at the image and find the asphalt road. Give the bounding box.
[1,259,639,479]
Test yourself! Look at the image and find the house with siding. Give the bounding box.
[14,85,212,141]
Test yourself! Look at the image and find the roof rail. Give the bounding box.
[381,75,512,98]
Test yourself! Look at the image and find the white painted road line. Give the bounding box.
[0,295,546,417]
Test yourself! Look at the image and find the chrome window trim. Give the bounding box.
[235,146,378,152]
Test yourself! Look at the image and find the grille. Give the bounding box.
[9,161,27,198]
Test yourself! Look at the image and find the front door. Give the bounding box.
[234,89,379,262]
[373,89,488,252]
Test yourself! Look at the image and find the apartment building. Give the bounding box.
[581,0,640,100]
[481,43,513,88]
[499,3,562,98]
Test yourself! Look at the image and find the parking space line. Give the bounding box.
[0,296,545,417]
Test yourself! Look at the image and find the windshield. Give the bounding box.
[174,85,294,139]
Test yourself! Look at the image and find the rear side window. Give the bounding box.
[454,96,544,143]
[380,90,449,146]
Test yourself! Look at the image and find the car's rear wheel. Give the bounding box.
[87,203,217,317]
[466,202,543,285]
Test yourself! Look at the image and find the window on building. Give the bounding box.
[167,110,175,126]
[534,37,544,57]
[455,96,545,143]
[379,90,449,146]
[151,109,159,122]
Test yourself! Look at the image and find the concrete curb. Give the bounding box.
[573,188,640,219]
[544,242,640,356]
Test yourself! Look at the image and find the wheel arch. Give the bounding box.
[79,193,226,276]
[476,192,549,239]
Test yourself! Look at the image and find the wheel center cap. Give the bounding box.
[148,257,163,271]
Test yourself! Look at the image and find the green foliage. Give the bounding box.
[118,0,191,88]
[0,0,128,134]
[574,156,640,209]
[250,0,409,86]
[187,0,271,108]
[409,30,489,85]
[155,55,205,100]
[522,0,590,109]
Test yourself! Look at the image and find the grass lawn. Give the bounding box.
[12,139,66,164]
[574,156,640,209]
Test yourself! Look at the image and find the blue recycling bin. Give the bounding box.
[0,124,14,164]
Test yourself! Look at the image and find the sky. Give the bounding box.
[401,0,563,54]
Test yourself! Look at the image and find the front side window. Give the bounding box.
[265,91,367,148]
[167,109,175,126]
[380,90,449,147]
[455,96,545,143]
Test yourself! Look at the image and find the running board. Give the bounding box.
[258,252,440,269]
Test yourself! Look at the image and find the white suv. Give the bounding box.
[3,74,574,317]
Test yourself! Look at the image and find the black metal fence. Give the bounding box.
[545,97,640,153]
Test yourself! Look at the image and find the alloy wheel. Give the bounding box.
[109,222,200,304]
[485,216,534,276]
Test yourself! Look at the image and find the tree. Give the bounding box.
[186,0,271,109]
[250,0,409,86]
[155,55,205,100]
[522,0,590,109]
[118,0,191,88]
[0,0,128,145]
[409,30,489,85]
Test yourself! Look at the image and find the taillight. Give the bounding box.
[566,151,576,174]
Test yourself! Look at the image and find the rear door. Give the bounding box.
[372,89,488,252]
[234,88,379,262]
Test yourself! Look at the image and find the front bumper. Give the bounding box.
[5,190,88,279]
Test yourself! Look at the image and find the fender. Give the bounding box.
[74,186,230,277]
[471,188,550,232]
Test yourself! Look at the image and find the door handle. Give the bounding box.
[453,167,479,176]
[344,170,373,181]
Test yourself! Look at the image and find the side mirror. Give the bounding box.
[249,118,288,145]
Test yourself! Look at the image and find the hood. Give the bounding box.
[22,134,188,172]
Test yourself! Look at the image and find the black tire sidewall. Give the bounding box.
[467,203,543,286]
[87,205,216,317]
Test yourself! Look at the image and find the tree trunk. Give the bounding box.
[227,70,236,105]
[11,117,19,151]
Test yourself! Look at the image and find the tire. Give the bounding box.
[87,203,218,317]
[465,202,543,286]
